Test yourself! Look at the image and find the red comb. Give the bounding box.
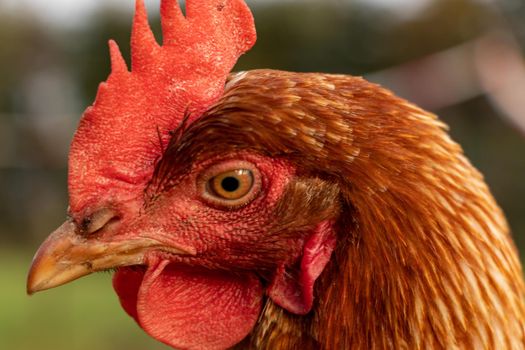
[68,0,256,214]
[128,0,255,81]
[111,0,255,111]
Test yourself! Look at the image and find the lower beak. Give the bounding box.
[27,220,192,295]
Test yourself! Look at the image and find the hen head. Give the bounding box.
[27,1,337,349]
[27,0,525,349]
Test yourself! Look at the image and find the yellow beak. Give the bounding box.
[27,220,192,295]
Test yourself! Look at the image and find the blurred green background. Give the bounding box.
[1,0,525,349]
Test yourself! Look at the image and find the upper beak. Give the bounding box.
[27,220,193,295]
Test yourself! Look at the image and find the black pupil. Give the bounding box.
[221,177,240,192]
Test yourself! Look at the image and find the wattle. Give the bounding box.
[113,259,262,350]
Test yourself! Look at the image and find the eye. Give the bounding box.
[208,169,254,200]
[199,161,261,209]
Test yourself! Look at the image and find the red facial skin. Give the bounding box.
[109,154,298,268]
[105,153,334,349]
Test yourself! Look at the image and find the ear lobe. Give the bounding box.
[267,221,336,315]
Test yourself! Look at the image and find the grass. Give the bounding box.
[0,247,169,350]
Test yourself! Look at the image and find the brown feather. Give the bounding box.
[154,69,525,349]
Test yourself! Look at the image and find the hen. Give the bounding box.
[27,0,525,349]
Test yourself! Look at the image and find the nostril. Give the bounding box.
[80,208,120,235]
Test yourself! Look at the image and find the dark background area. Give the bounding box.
[1,0,524,349]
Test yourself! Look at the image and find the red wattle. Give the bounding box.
[113,261,262,350]
[267,221,336,315]
[113,266,145,321]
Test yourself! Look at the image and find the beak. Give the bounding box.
[27,220,193,295]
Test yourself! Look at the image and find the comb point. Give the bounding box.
[160,0,185,45]
[131,0,160,72]
[108,40,129,74]
[187,0,257,55]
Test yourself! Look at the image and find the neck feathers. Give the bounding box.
[217,70,525,349]
[312,149,525,348]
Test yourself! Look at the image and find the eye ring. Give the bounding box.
[198,160,261,209]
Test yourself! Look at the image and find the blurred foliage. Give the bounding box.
[244,0,497,73]
[0,0,524,349]
[0,13,42,112]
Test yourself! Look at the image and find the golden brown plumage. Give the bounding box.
[181,70,525,349]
